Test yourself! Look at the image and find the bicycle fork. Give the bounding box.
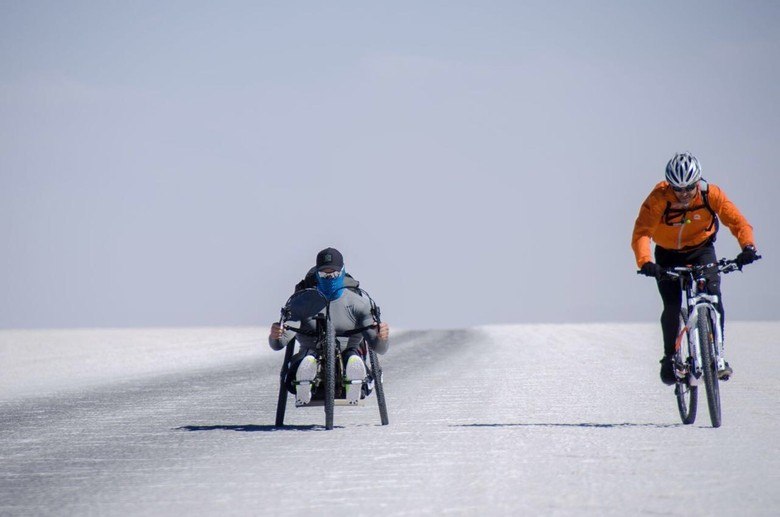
[685,295,725,385]
[706,302,726,372]
[684,308,703,386]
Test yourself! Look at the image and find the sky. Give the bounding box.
[1,1,778,330]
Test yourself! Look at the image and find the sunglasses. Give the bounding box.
[317,268,343,279]
[671,184,697,193]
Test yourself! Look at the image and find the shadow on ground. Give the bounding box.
[453,422,683,429]
[176,424,328,432]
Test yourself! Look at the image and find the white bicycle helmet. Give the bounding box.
[665,152,702,188]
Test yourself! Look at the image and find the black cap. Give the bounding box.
[316,247,344,271]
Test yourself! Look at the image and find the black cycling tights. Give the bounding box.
[655,244,724,357]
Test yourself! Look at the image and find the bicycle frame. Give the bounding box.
[673,265,724,386]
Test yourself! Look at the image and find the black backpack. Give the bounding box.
[662,179,719,239]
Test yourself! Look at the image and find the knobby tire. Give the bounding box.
[698,307,722,428]
[275,339,296,427]
[369,348,389,425]
[675,315,698,425]
[325,316,336,430]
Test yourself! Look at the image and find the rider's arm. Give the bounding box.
[631,189,665,268]
[354,297,389,355]
[362,323,389,355]
[270,289,320,351]
[268,323,295,351]
[708,184,756,249]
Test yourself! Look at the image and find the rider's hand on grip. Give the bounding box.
[377,322,389,341]
[735,245,759,266]
[639,262,664,279]
[269,322,285,340]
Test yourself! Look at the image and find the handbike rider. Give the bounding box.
[632,152,760,385]
[268,247,390,405]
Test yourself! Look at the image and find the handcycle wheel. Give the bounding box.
[698,307,722,428]
[275,339,296,427]
[674,315,697,425]
[324,314,336,430]
[368,348,389,426]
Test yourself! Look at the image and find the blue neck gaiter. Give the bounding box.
[316,269,346,301]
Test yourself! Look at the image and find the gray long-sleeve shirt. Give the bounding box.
[269,288,388,355]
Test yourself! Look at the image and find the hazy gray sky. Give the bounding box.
[2,1,778,329]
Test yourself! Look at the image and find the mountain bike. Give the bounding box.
[661,256,760,427]
[274,289,389,430]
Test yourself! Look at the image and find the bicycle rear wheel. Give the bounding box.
[698,307,722,428]
[675,316,698,425]
[324,315,336,430]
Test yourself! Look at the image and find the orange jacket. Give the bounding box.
[631,181,755,268]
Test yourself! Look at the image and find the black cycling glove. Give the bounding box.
[735,245,758,266]
[640,262,663,279]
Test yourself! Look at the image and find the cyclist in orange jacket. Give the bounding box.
[632,152,759,385]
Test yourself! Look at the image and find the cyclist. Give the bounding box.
[632,152,759,385]
[268,247,390,405]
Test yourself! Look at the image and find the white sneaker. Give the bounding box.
[295,355,317,406]
[344,355,366,405]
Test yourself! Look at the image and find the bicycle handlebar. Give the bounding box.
[282,323,378,339]
[636,255,761,279]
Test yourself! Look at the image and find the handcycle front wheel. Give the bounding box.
[324,315,336,430]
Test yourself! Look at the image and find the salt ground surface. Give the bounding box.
[1,323,779,516]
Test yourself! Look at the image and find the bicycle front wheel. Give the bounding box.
[698,307,722,428]
[675,315,698,425]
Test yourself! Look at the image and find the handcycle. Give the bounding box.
[274,288,389,430]
[654,255,760,427]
